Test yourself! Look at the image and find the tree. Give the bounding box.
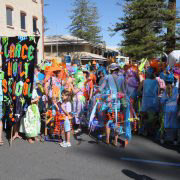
[165,0,177,53]
[44,16,49,32]
[44,3,49,32]
[113,0,179,60]
[69,0,102,44]
[113,0,166,60]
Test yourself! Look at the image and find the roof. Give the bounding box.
[106,46,119,53]
[44,35,105,49]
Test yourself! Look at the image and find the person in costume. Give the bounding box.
[19,89,41,143]
[34,65,41,87]
[140,67,159,136]
[83,68,94,102]
[44,70,62,106]
[160,69,180,145]
[0,68,4,145]
[96,63,130,146]
[70,70,85,134]
[125,67,139,115]
[53,90,72,148]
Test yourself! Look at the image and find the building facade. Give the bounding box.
[0,0,44,65]
[44,35,107,64]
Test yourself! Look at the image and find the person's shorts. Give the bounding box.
[106,120,115,129]
[64,119,71,132]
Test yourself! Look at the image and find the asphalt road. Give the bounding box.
[0,133,180,180]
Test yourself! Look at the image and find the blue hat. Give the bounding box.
[160,71,174,83]
[109,63,120,71]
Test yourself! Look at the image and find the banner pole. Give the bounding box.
[10,125,13,148]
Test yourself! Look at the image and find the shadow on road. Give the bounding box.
[122,169,155,180]
[41,179,65,180]
[143,135,180,154]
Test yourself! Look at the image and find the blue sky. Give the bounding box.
[44,0,180,47]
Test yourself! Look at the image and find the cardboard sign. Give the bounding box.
[1,36,39,124]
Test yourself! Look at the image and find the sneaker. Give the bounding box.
[66,142,71,147]
[60,142,71,148]
[59,141,66,146]
[74,128,81,134]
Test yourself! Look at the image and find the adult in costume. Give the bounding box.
[96,63,131,146]
[140,67,159,136]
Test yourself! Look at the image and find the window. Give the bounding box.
[33,17,37,33]
[21,12,26,30]
[6,7,13,26]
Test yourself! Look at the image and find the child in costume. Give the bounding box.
[53,90,72,147]
[19,89,41,143]
[160,72,180,145]
[70,70,85,134]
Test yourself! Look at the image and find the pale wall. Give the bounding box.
[0,0,43,65]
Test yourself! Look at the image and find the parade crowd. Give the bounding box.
[0,58,180,148]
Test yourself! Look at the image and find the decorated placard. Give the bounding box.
[0,36,39,124]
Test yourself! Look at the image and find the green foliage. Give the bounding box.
[113,0,179,60]
[69,0,102,44]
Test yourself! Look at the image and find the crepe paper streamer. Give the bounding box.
[0,80,3,101]
[38,73,45,81]
[115,100,118,128]
[89,101,98,128]
[139,58,147,72]
[0,71,4,80]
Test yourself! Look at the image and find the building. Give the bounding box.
[0,0,44,65]
[44,35,107,64]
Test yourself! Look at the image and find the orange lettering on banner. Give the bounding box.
[22,44,28,60]
[10,45,15,58]
[20,71,25,77]
[23,82,28,96]
[8,62,12,77]
[2,79,7,93]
